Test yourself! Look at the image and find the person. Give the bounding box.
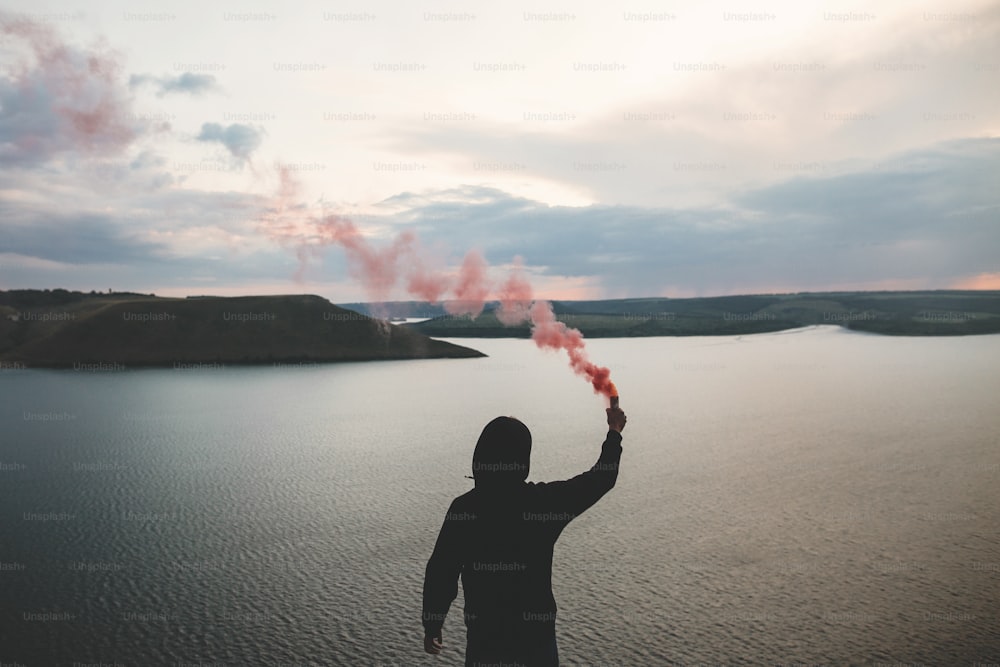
[422,405,627,666]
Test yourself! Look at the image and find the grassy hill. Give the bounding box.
[3,290,995,367]
[392,291,1000,338]
[0,290,484,368]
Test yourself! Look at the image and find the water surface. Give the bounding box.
[1,326,998,665]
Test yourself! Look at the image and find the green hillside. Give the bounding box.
[0,290,484,368]
[397,291,1000,338]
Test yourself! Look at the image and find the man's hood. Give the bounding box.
[471,416,531,488]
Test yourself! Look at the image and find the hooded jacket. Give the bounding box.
[422,417,623,653]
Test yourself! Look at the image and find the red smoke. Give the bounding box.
[445,250,491,317]
[259,168,492,310]
[315,214,416,304]
[0,15,138,163]
[258,169,616,399]
[529,300,616,397]
[495,258,534,326]
[406,254,451,303]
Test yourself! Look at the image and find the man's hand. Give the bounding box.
[607,407,627,433]
[424,632,444,655]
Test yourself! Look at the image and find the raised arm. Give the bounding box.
[536,406,627,521]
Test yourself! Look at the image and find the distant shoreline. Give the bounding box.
[421,322,1000,339]
[3,290,998,370]
[385,290,1000,339]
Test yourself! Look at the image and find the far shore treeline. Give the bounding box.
[352,290,1000,337]
[1,288,999,370]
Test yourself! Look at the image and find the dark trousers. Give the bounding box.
[465,636,559,667]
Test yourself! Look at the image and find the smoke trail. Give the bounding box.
[258,169,616,399]
[315,214,416,304]
[529,300,615,397]
[495,257,533,326]
[258,167,479,308]
[444,250,491,318]
[405,252,451,303]
[0,14,139,164]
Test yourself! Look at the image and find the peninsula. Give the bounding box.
[0,290,484,369]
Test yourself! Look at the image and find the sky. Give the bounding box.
[1,0,998,302]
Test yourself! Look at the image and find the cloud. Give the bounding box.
[0,158,285,292]
[129,72,219,97]
[2,136,996,299]
[0,14,139,166]
[382,3,1000,210]
[364,138,1000,297]
[2,5,997,300]
[196,122,264,166]
[0,213,165,266]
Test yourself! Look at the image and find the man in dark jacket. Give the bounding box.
[422,406,627,666]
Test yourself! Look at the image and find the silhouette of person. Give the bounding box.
[422,406,626,666]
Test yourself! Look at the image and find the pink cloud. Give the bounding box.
[0,14,139,165]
